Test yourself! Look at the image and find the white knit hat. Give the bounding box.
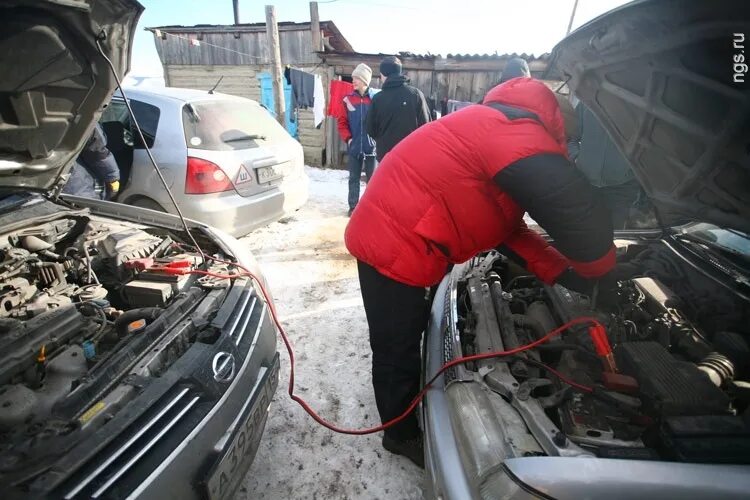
[352,63,372,87]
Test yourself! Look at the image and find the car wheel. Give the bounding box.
[131,197,166,212]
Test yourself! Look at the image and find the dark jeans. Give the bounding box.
[357,261,431,441]
[348,152,376,210]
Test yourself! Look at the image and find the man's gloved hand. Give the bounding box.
[555,262,642,295]
[106,180,120,200]
[555,268,595,295]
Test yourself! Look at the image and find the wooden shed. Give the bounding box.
[149,21,352,166]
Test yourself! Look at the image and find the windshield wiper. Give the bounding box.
[223,134,266,143]
[674,233,747,260]
[185,103,201,122]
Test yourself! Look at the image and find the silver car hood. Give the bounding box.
[550,0,750,233]
[0,0,143,193]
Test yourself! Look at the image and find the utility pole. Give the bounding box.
[232,0,240,24]
[265,5,287,128]
[310,2,322,52]
[566,0,580,35]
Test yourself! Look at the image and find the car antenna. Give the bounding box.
[94,30,206,263]
[208,76,224,94]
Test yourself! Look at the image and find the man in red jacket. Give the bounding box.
[345,77,616,467]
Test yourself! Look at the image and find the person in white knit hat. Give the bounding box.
[336,63,377,216]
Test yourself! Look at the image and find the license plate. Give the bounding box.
[255,165,282,183]
[205,359,278,500]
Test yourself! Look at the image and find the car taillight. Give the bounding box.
[185,157,233,194]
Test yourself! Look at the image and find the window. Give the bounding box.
[100,98,160,148]
[181,99,290,151]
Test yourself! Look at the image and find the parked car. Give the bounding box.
[422,0,750,498]
[100,86,309,237]
[0,1,278,499]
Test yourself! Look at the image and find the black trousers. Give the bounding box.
[357,261,431,441]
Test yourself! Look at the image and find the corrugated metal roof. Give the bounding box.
[442,52,551,61]
[151,21,313,31]
[322,50,550,61]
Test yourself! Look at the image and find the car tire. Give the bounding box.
[131,197,166,212]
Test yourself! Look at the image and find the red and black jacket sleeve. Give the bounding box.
[336,107,351,143]
[495,153,616,281]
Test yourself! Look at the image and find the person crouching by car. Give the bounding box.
[336,63,377,217]
[63,123,120,200]
[345,78,619,468]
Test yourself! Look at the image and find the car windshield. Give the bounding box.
[676,222,750,258]
[182,99,290,151]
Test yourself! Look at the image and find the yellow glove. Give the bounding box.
[106,180,120,199]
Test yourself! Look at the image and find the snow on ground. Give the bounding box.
[237,167,424,500]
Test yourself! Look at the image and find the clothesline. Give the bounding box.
[151,29,266,61]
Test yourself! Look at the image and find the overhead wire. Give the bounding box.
[150,30,266,62]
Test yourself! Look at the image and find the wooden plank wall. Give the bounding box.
[155,29,318,66]
[164,63,329,166]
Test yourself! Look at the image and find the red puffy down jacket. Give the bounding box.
[345,78,614,287]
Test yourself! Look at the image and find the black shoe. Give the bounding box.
[382,434,424,468]
[347,207,354,217]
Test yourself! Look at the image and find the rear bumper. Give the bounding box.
[181,171,309,237]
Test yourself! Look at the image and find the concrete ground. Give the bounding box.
[237,167,424,500]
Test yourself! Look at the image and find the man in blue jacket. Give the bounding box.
[336,63,376,216]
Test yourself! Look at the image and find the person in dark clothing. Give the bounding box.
[477,57,532,104]
[499,57,531,83]
[336,63,376,216]
[346,78,630,467]
[569,102,643,229]
[63,123,120,200]
[366,56,431,162]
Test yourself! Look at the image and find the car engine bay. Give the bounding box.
[453,241,750,464]
[0,212,235,479]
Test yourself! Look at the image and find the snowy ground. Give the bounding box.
[237,167,424,499]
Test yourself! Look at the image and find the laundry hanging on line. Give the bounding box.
[312,75,325,128]
[284,67,326,128]
[326,80,353,120]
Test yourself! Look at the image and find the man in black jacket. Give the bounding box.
[367,56,431,162]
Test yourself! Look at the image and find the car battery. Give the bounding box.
[123,280,173,308]
[123,254,199,307]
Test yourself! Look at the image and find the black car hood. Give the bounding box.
[550,0,750,233]
[0,0,143,193]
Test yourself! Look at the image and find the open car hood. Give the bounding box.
[0,0,143,193]
[550,0,750,233]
